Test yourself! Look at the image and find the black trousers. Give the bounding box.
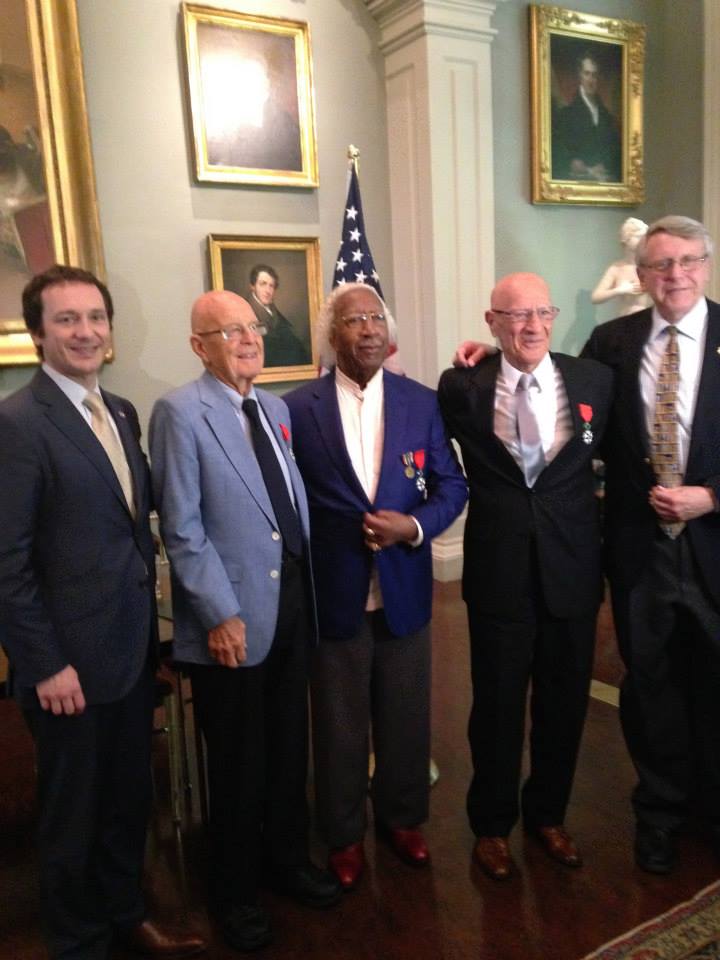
[611,532,720,831]
[24,663,155,960]
[189,555,311,910]
[465,603,596,838]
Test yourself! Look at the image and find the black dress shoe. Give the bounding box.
[267,862,342,908]
[219,905,272,952]
[635,823,675,874]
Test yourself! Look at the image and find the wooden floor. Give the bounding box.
[1,581,718,959]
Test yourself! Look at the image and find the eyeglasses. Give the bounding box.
[640,255,708,274]
[491,306,559,323]
[196,322,267,340]
[340,312,387,329]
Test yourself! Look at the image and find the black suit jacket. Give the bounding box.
[0,370,157,706]
[438,353,613,620]
[581,300,720,605]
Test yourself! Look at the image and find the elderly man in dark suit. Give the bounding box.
[285,283,467,891]
[439,273,612,880]
[582,216,720,874]
[0,265,204,959]
[150,291,340,952]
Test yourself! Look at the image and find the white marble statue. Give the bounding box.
[591,217,652,316]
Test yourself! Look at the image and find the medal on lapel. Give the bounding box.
[579,404,593,445]
[402,450,427,499]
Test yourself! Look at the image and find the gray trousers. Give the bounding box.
[311,610,431,849]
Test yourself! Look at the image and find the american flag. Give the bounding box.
[332,164,384,298]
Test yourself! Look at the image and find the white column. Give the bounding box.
[365,0,502,387]
[704,0,720,300]
[366,0,504,580]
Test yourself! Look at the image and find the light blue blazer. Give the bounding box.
[149,370,314,666]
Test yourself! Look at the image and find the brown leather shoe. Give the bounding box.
[473,836,514,880]
[534,825,583,867]
[329,842,365,889]
[387,827,430,867]
[117,919,206,957]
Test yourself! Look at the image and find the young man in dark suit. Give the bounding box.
[439,273,612,880]
[0,265,204,959]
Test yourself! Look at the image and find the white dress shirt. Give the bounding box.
[639,297,707,475]
[494,352,573,481]
[42,363,122,443]
[335,366,422,612]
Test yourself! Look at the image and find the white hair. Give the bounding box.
[315,283,397,369]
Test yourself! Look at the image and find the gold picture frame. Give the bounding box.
[0,0,104,366]
[208,234,321,383]
[530,4,645,206]
[183,3,318,188]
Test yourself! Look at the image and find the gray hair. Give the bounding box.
[636,215,713,264]
[316,283,398,369]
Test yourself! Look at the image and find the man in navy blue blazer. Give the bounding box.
[285,283,467,890]
[0,265,204,959]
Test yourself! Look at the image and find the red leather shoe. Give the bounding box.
[387,827,430,867]
[329,842,365,890]
[473,836,514,880]
[533,825,583,867]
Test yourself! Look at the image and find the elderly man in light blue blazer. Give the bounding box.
[149,291,340,953]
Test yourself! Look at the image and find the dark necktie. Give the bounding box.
[651,325,685,538]
[242,397,302,557]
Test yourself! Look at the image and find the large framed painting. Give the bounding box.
[0,0,104,366]
[530,4,645,206]
[208,234,321,383]
[183,3,318,187]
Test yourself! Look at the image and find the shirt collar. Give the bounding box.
[500,350,554,392]
[251,293,272,316]
[42,362,99,404]
[335,364,384,401]
[651,296,708,342]
[216,377,258,412]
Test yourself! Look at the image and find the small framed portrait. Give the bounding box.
[529,4,645,206]
[0,0,103,366]
[182,3,318,187]
[208,234,321,383]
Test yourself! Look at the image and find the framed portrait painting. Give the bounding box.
[183,3,318,187]
[0,0,103,366]
[529,5,645,206]
[208,234,321,383]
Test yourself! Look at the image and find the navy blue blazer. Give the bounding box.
[0,370,157,705]
[284,370,467,640]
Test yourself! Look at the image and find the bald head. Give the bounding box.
[490,273,551,312]
[189,289,265,395]
[486,272,556,373]
[191,289,254,335]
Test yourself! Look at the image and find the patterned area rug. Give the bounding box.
[580,881,720,959]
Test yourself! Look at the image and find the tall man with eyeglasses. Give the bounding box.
[149,291,341,952]
[284,284,467,890]
[438,273,613,881]
[581,216,720,873]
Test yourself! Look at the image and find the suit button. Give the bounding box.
[270,569,279,579]
[271,531,280,541]
[643,457,651,465]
